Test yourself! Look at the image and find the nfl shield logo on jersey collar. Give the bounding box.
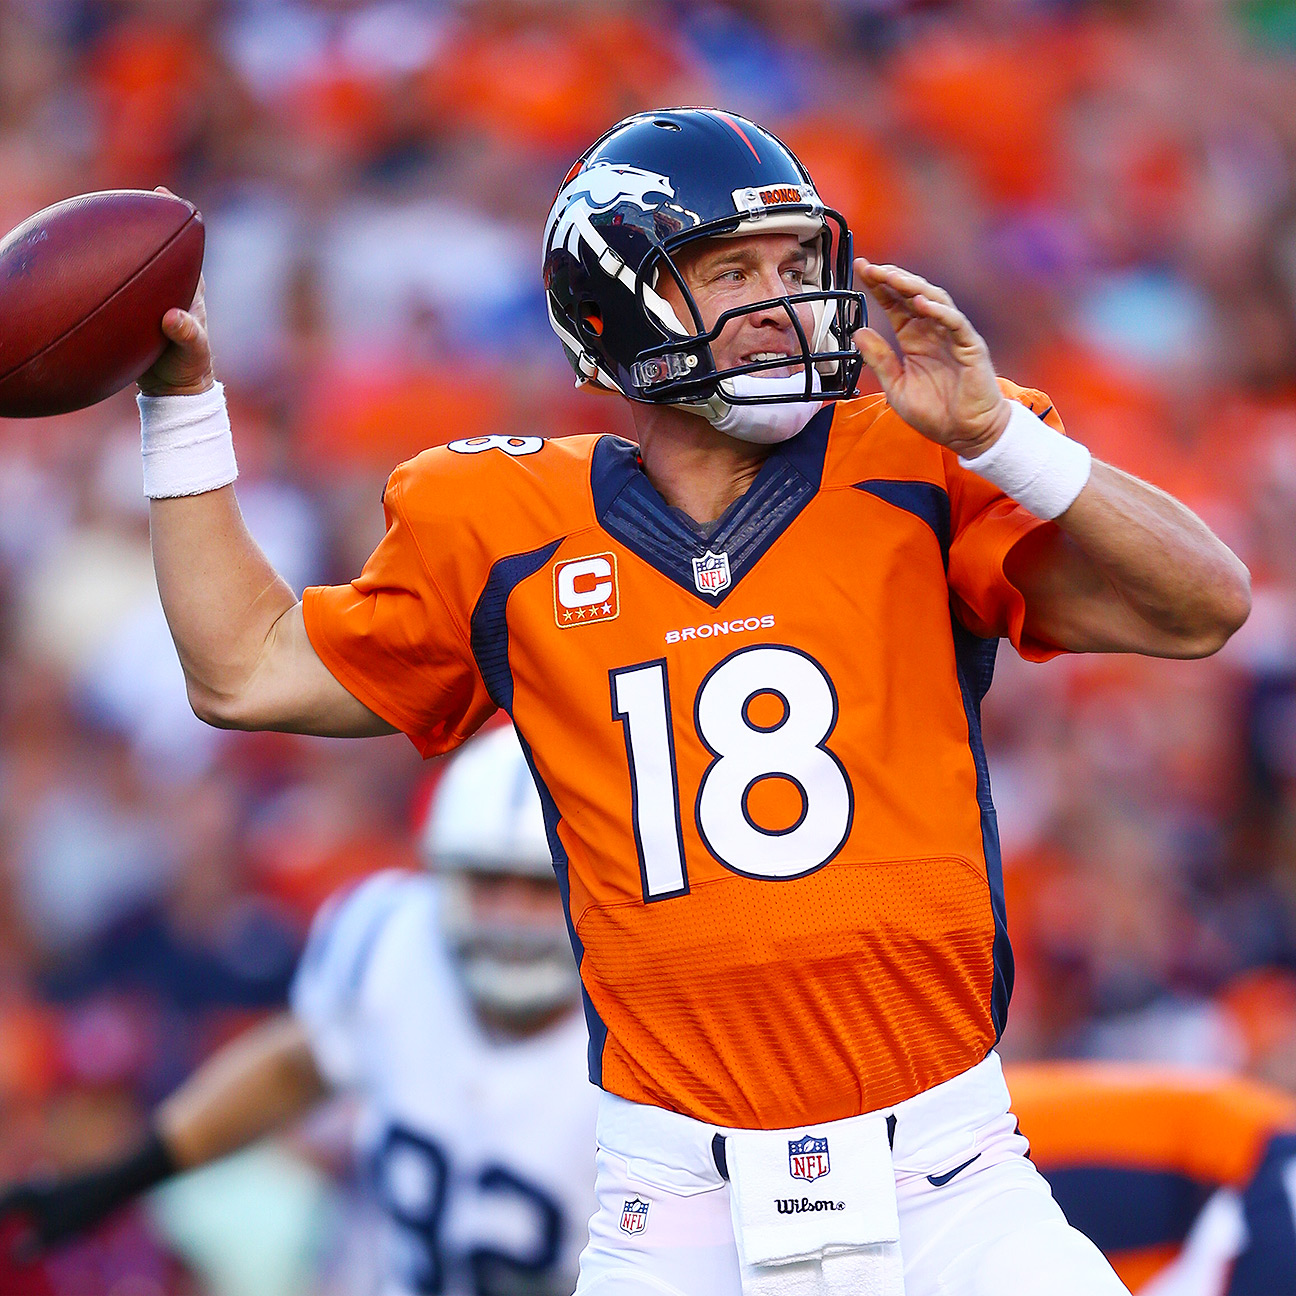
[692,549,731,595]
[620,1197,650,1234]
[788,1135,831,1181]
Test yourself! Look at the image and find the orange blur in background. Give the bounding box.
[1,0,1296,1292]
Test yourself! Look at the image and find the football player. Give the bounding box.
[1009,1063,1296,1296]
[130,108,1250,1296]
[1005,1062,1296,1296]
[0,725,597,1296]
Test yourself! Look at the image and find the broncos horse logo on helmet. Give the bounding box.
[545,162,701,268]
[542,108,866,431]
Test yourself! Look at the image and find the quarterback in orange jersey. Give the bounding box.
[133,109,1249,1296]
[1009,1064,1296,1295]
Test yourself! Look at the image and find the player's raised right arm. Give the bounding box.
[139,285,395,737]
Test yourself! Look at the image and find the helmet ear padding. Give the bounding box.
[577,302,605,337]
[547,297,620,391]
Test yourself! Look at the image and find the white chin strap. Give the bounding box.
[684,370,824,445]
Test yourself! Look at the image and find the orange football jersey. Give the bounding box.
[1008,1063,1296,1291]
[304,381,1062,1128]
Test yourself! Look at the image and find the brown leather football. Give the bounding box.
[0,190,204,419]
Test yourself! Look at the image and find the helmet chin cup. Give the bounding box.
[690,371,825,445]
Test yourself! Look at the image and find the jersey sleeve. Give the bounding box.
[302,459,497,757]
[289,870,413,1088]
[944,382,1068,663]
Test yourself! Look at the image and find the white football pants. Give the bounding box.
[576,1053,1129,1296]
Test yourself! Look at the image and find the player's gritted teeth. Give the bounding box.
[742,349,800,377]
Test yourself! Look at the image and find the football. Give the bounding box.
[0,190,204,419]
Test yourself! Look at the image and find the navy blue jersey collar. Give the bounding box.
[590,406,834,606]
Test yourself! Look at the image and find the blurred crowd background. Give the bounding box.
[2,0,1296,1292]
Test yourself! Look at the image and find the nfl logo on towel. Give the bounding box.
[788,1135,831,1181]
[620,1198,650,1234]
[692,549,731,594]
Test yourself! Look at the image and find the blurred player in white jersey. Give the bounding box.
[0,724,598,1296]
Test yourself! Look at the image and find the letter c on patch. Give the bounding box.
[558,557,612,608]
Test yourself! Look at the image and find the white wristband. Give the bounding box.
[958,400,1091,520]
[138,381,238,499]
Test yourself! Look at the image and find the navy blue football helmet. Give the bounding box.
[542,108,866,413]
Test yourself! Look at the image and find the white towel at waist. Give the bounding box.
[723,1111,900,1267]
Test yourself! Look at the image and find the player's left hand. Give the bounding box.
[852,260,1010,458]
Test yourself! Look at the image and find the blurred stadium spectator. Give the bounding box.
[2,0,1296,1291]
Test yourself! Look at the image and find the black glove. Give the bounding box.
[0,1130,176,1261]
